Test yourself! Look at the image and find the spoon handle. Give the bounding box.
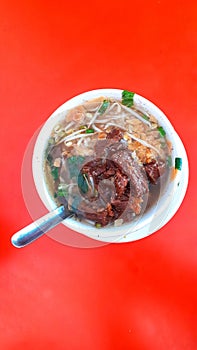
[11,206,68,248]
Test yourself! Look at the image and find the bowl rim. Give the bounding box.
[32,88,189,243]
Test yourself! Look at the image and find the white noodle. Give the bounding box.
[120,103,152,127]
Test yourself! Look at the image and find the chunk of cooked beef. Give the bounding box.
[77,201,113,226]
[111,150,149,197]
[111,198,129,213]
[94,139,108,156]
[144,160,166,184]
[76,150,149,226]
[73,130,151,226]
[114,169,129,196]
[106,128,123,142]
[97,179,116,204]
[94,128,125,157]
[48,145,62,160]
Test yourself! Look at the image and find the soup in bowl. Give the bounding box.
[32,89,188,242]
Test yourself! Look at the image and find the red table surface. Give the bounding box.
[0,1,196,349]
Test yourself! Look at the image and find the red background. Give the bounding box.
[0,0,196,349]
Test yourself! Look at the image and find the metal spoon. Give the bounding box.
[11,206,73,248]
[11,174,95,248]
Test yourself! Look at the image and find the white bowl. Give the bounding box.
[32,89,189,243]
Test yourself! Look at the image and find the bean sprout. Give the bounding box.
[95,114,126,123]
[108,102,122,114]
[57,128,86,144]
[134,106,150,118]
[88,103,103,128]
[93,124,102,132]
[64,121,74,131]
[64,131,98,143]
[77,137,84,146]
[104,122,125,130]
[120,103,152,127]
[126,132,160,154]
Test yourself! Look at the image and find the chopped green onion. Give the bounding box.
[157,126,166,137]
[57,189,67,197]
[98,100,109,114]
[85,128,94,133]
[141,114,149,121]
[79,125,87,129]
[166,155,172,167]
[175,157,182,170]
[48,137,55,145]
[57,184,69,197]
[46,153,53,166]
[98,100,110,114]
[51,166,59,181]
[95,223,102,228]
[122,90,135,107]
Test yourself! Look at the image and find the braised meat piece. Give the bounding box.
[94,128,124,157]
[78,200,114,226]
[144,160,166,184]
[94,139,108,156]
[77,147,149,226]
[106,128,123,142]
[114,169,129,196]
[111,150,148,197]
[72,128,168,226]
